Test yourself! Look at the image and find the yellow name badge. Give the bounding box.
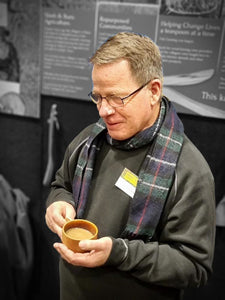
[115,168,138,198]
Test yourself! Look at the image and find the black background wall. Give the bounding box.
[0,95,225,299]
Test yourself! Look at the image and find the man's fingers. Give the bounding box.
[45,201,76,235]
[54,242,91,265]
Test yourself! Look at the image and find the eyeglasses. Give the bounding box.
[88,80,151,108]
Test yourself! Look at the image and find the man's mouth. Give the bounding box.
[105,120,120,126]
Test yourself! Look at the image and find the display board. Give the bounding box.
[40,0,225,119]
[0,0,41,118]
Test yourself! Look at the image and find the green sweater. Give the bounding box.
[47,124,215,300]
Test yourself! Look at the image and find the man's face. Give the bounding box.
[92,59,161,140]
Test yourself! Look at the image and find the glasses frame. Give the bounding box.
[88,80,151,108]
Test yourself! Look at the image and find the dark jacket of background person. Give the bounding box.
[0,175,33,300]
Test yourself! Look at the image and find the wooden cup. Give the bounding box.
[62,219,98,253]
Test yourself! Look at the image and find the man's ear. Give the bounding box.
[148,79,162,105]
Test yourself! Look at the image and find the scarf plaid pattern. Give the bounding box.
[73,97,184,241]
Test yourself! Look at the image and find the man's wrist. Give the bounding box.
[104,237,128,266]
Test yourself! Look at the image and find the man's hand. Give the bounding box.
[45,201,76,238]
[54,237,113,268]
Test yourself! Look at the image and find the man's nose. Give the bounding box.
[98,99,115,117]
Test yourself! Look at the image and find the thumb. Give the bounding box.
[65,205,76,220]
[79,237,112,252]
[79,239,100,251]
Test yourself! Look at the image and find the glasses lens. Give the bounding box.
[108,96,123,107]
[89,92,123,107]
[89,92,100,104]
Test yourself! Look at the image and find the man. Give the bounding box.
[45,32,215,300]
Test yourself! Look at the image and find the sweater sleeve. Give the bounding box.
[46,145,75,208]
[105,137,216,289]
[46,125,94,208]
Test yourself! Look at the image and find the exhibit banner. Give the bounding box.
[41,5,95,99]
[94,1,160,50]
[158,16,225,118]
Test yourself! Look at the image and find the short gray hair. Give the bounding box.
[90,32,163,85]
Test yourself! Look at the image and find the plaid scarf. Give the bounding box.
[73,97,184,241]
